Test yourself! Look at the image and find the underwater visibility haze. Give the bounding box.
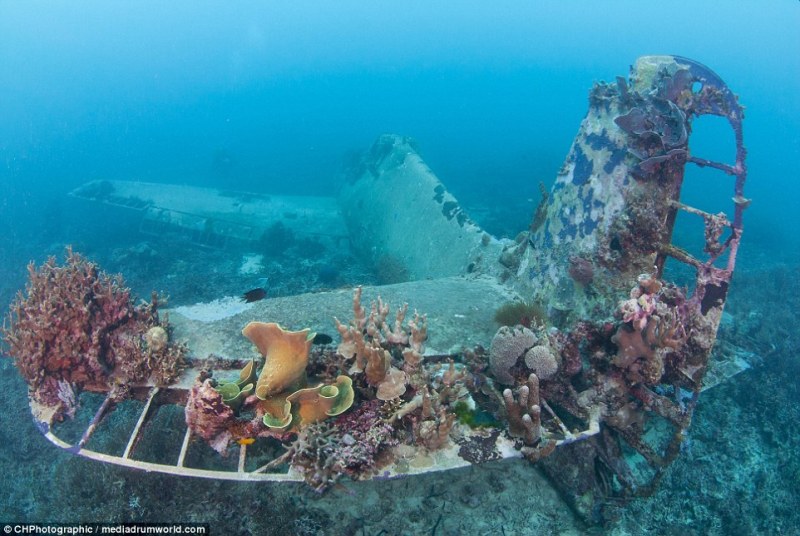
[1,2,799,534]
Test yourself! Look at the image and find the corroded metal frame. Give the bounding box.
[37,385,304,482]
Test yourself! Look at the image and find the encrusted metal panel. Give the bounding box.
[70,180,350,250]
[338,134,504,280]
[516,55,746,326]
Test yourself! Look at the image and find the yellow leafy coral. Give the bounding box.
[238,321,355,431]
[263,375,355,431]
[242,322,313,399]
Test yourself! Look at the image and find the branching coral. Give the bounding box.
[414,407,456,450]
[502,373,557,463]
[334,286,367,359]
[436,360,468,406]
[1,247,186,418]
[186,287,462,486]
[334,286,428,401]
[391,360,467,448]
[503,373,542,446]
[375,367,407,401]
[332,287,462,452]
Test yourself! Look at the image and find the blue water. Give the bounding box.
[2,2,798,252]
[1,1,799,532]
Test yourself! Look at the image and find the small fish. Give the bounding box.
[241,288,267,303]
[237,438,256,446]
[312,333,333,345]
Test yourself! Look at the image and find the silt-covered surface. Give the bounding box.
[168,275,518,360]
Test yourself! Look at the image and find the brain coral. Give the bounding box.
[489,326,537,385]
[524,344,559,380]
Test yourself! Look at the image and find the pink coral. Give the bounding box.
[611,277,687,385]
[1,247,185,417]
[619,291,657,331]
[185,379,236,453]
[3,248,135,389]
[376,367,407,401]
[335,287,423,399]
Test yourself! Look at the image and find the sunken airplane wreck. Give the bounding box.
[3,56,751,522]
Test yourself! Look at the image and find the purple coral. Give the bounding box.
[332,399,396,472]
[614,94,689,180]
[290,400,396,491]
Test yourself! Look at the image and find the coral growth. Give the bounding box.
[493,300,546,328]
[375,367,407,401]
[262,375,355,431]
[185,379,236,454]
[524,345,559,380]
[243,322,313,399]
[334,286,427,401]
[478,269,705,496]
[183,287,468,491]
[567,256,594,286]
[212,358,257,412]
[186,324,355,449]
[613,93,688,181]
[1,247,186,419]
[503,373,542,446]
[333,287,463,450]
[275,400,396,492]
[413,401,456,450]
[488,326,537,385]
[611,273,687,385]
[145,326,168,352]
